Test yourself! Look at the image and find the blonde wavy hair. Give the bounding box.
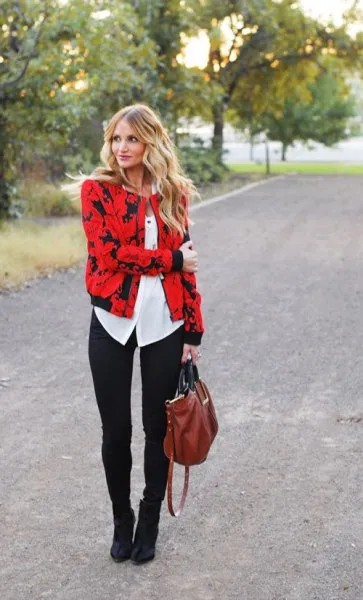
[69,104,198,235]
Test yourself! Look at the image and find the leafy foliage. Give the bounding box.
[264,69,356,160]
[0,0,158,214]
[198,0,363,157]
[178,137,228,184]
[17,181,79,217]
[0,0,362,218]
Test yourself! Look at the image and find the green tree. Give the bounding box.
[0,0,157,216]
[0,0,48,216]
[264,70,356,160]
[127,0,207,133]
[227,57,320,160]
[198,0,363,161]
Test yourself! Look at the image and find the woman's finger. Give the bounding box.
[191,350,201,365]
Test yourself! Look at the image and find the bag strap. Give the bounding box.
[166,449,190,517]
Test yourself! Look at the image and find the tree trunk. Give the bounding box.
[212,103,224,164]
[0,113,11,219]
[281,143,287,161]
[249,132,255,161]
[264,137,270,175]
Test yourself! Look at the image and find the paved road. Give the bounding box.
[1,176,362,600]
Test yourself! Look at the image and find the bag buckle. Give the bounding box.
[166,393,185,405]
[197,381,209,405]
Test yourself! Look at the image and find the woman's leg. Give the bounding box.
[88,310,137,518]
[140,325,184,503]
[131,326,183,563]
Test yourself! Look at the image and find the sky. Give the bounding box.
[299,0,362,26]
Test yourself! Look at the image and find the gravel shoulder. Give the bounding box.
[1,175,362,600]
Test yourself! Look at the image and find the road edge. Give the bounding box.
[191,175,286,212]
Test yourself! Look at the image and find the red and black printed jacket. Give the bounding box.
[81,179,204,345]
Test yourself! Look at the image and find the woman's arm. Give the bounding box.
[81,179,183,276]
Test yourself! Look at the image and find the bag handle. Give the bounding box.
[177,358,200,395]
[166,450,189,517]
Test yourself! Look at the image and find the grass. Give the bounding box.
[230,162,363,175]
[0,220,85,290]
[198,172,266,199]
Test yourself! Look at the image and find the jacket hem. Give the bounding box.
[90,295,112,312]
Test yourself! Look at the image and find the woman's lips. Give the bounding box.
[119,155,131,160]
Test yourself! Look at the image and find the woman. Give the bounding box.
[79,104,204,564]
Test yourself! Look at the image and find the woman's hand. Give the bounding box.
[179,241,198,273]
[182,343,201,365]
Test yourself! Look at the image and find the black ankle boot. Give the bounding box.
[110,508,135,562]
[131,500,161,564]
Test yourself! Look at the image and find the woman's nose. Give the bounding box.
[120,139,128,150]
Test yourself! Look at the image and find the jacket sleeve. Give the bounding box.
[81,179,183,276]
[180,204,204,345]
[181,269,204,345]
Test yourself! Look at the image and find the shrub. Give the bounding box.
[17,180,80,217]
[178,137,229,185]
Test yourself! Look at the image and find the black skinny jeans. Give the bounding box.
[88,310,184,518]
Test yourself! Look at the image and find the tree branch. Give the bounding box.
[0,15,47,91]
[225,39,354,101]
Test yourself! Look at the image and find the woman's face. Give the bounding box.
[111,119,146,171]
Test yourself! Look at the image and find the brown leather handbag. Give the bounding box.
[164,359,218,517]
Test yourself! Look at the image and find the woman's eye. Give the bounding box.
[112,134,138,143]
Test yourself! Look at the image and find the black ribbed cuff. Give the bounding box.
[172,250,183,271]
[183,330,203,345]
